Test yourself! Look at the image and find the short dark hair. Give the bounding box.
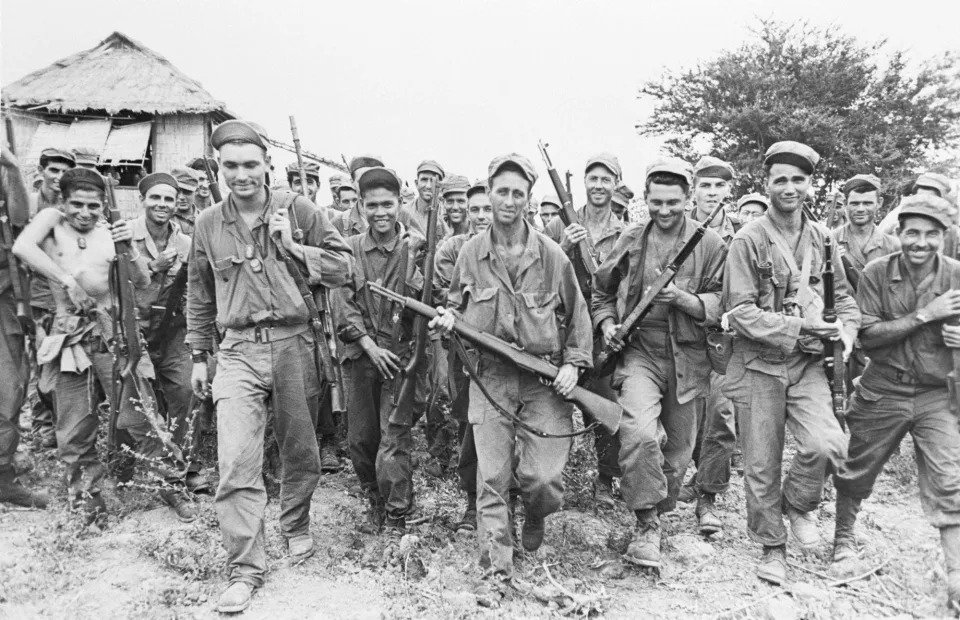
[844,181,879,198]
[287,172,319,186]
[360,182,400,201]
[63,182,105,201]
[645,172,689,195]
[489,162,532,193]
[336,185,357,199]
[39,154,75,170]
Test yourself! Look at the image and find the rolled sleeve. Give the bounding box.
[590,234,629,331]
[299,196,353,288]
[185,225,217,351]
[559,259,594,369]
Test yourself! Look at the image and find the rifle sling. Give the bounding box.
[450,332,597,439]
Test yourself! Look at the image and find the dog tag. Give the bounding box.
[250,258,263,273]
[77,237,87,250]
[244,245,255,260]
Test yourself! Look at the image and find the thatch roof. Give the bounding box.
[2,31,226,115]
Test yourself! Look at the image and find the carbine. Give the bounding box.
[822,234,847,431]
[288,115,345,415]
[589,200,727,380]
[368,282,623,433]
[537,141,598,275]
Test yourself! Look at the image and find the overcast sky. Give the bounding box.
[2,0,957,202]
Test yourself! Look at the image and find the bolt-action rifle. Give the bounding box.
[287,116,346,415]
[822,234,847,431]
[588,200,727,381]
[537,141,598,275]
[368,282,623,433]
[0,116,33,336]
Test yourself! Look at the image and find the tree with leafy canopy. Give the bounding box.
[638,20,960,213]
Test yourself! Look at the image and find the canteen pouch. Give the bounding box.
[705,329,734,375]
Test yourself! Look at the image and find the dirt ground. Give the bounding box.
[0,416,954,620]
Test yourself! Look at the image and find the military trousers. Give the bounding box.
[615,331,698,513]
[583,374,622,480]
[694,374,738,495]
[835,373,960,528]
[212,329,321,588]
[149,326,199,472]
[449,348,476,496]
[55,342,181,497]
[722,347,846,546]
[344,355,413,520]
[0,293,28,467]
[470,361,572,576]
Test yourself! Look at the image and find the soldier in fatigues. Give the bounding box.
[186,121,351,613]
[186,157,219,212]
[833,195,960,611]
[331,166,423,535]
[433,178,492,530]
[680,157,738,536]
[0,140,47,508]
[331,180,365,238]
[722,141,860,584]
[131,172,208,493]
[593,158,725,568]
[170,167,201,236]
[543,153,625,508]
[14,168,192,524]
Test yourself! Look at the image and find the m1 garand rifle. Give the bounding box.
[368,282,623,433]
[287,116,346,416]
[821,231,847,431]
[588,200,728,381]
[537,141,598,276]
[390,169,439,420]
[0,116,34,337]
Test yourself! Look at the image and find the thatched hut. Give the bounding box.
[2,31,232,216]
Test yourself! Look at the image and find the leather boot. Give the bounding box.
[0,465,48,508]
[696,492,722,535]
[456,493,477,532]
[940,525,960,612]
[832,494,861,563]
[625,508,662,568]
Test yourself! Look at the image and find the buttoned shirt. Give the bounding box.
[543,204,625,299]
[186,189,352,351]
[835,223,901,273]
[723,215,861,357]
[400,199,448,245]
[592,218,726,403]
[690,207,738,243]
[172,208,197,237]
[447,220,592,368]
[130,216,192,335]
[434,232,474,306]
[858,253,960,387]
[330,224,424,360]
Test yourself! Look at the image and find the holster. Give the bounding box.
[705,329,734,375]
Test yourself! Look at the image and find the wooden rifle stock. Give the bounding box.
[288,116,346,414]
[822,234,847,430]
[368,282,622,433]
[537,141,598,274]
[589,201,727,380]
[200,157,222,204]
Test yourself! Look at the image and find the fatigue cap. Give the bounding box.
[137,172,179,196]
[358,166,402,196]
[285,161,321,180]
[612,184,635,208]
[541,193,562,209]
[440,174,470,197]
[898,194,953,230]
[187,157,219,177]
[646,157,693,187]
[171,166,200,192]
[693,156,734,181]
[211,120,267,151]
[842,174,882,196]
[329,174,346,189]
[915,172,952,199]
[467,178,488,198]
[72,147,99,167]
[763,141,820,175]
[488,153,538,188]
[416,159,445,180]
[40,147,76,166]
[736,193,770,211]
[585,153,622,180]
[336,180,359,197]
[60,167,105,196]
[349,154,384,180]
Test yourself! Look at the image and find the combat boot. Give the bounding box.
[940,525,960,612]
[0,465,48,508]
[359,489,385,535]
[71,492,107,527]
[832,494,861,563]
[521,512,545,552]
[786,503,821,551]
[757,544,787,585]
[159,487,198,523]
[456,493,477,532]
[318,437,341,473]
[625,508,662,568]
[696,492,722,535]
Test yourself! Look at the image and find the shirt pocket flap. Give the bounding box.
[467,285,499,303]
[212,256,243,280]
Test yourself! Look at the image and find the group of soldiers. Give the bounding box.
[2,119,960,614]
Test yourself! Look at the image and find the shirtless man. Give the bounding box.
[13,168,190,525]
